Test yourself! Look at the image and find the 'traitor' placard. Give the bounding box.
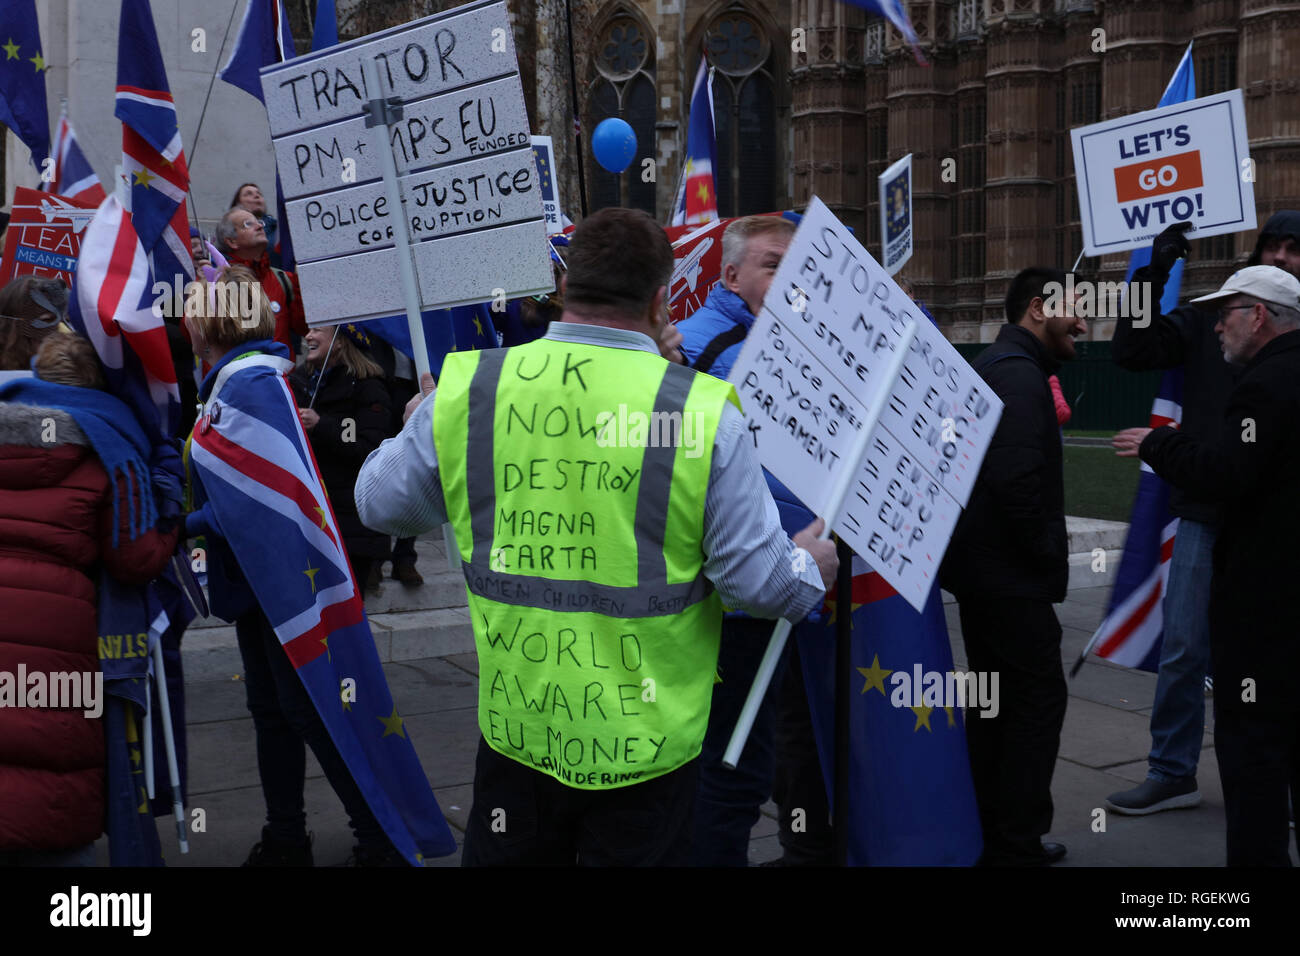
[259,0,553,326]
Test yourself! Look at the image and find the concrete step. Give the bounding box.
[1066,516,1128,554]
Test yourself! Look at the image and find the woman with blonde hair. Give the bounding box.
[288,323,392,595]
[182,266,404,866]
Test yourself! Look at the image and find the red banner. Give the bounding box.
[0,187,98,288]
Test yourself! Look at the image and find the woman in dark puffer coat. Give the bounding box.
[0,328,178,863]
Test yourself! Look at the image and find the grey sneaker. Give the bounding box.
[1106,777,1201,815]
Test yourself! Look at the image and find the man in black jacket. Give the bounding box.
[941,267,1086,866]
[1136,264,1300,865]
[1107,211,1300,817]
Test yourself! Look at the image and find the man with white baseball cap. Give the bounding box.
[1133,263,1300,865]
[1188,265,1300,365]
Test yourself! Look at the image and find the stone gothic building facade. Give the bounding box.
[509,0,1300,342]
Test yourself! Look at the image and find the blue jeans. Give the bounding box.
[692,618,791,866]
[1148,518,1215,782]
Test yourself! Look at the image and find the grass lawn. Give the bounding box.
[1063,429,1114,439]
[1063,444,1142,522]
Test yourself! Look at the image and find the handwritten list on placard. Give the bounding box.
[727,198,1003,611]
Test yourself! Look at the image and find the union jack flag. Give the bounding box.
[1080,373,1183,671]
[42,107,107,205]
[67,194,180,438]
[187,352,457,863]
[116,0,193,289]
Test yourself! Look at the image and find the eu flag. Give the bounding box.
[0,0,52,164]
[188,347,457,863]
[364,304,500,379]
[797,557,984,865]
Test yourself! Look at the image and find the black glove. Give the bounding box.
[1149,221,1193,276]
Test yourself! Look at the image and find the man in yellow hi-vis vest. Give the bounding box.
[356,208,837,865]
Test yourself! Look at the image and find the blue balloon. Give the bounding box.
[592,118,638,174]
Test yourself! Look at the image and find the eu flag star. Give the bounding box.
[696,182,710,203]
[910,704,934,732]
[29,50,46,72]
[473,316,484,337]
[304,565,320,593]
[321,636,330,662]
[3,39,19,60]
[378,706,405,738]
[314,505,328,529]
[132,167,155,189]
[856,655,893,696]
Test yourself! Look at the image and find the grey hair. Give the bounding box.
[1266,301,1300,331]
[720,215,796,272]
[215,208,248,254]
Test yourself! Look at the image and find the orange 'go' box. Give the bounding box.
[1113,150,1204,203]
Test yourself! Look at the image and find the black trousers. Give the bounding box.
[235,608,386,848]
[958,597,1066,865]
[774,643,834,864]
[1215,700,1300,866]
[461,737,698,866]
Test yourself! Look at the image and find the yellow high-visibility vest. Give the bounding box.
[434,337,739,788]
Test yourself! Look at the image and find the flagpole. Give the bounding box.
[308,325,339,408]
[361,57,432,381]
[723,318,918,767]
[832,535,852,865]
[152,638,189,853]
[185,1,240,229]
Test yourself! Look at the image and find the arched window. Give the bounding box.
[704,9,777,218]
[586,13,656,215]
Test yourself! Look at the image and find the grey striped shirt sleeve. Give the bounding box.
[701,403,827,622]
[354,390,447,539]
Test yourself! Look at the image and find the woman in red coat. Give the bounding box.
[0,328,178,864]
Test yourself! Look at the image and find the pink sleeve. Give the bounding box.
[1049,375,1071,426]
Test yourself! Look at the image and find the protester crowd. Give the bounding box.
[1,174,1298,869]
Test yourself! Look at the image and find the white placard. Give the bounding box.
[257,0,552,326]
[273,76,531,200]
[260,1,518,136]
[728,198,1003,610]
[878,153,912,276]
[296,219,554,325]
[1071,89,1255,256]
[285,148,542,261]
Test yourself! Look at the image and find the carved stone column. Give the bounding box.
[791,0,867,235]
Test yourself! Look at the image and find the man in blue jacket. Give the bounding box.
[676,215,831,865]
